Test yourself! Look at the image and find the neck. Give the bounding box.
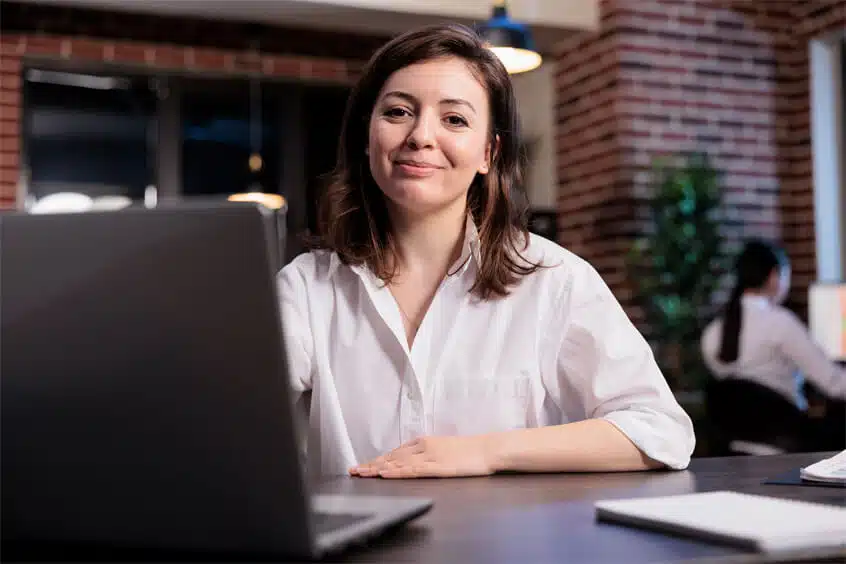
[388,200,468,277]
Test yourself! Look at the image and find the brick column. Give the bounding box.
[0,39,21,208]
[554,0,843,322]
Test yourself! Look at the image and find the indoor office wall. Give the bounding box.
[3,0,845,307]
[554,0,846,326]
[0,0,363,261]
[0,0,385,218]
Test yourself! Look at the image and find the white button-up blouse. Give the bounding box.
[278,224,695,477]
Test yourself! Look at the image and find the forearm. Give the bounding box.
[484,419,663,473]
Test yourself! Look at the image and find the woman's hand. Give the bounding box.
[349,435,496,478]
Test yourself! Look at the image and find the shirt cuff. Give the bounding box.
[601,410,695,470]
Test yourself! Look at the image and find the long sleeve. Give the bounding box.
[543,262,696,470]
[776,309,846,400]
[276,263,314,398]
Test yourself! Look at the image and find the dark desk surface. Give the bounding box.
[318,452,846,564]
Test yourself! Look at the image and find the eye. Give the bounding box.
[383,107,411,119]
[444,114,468,127]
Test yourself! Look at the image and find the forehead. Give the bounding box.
[378,57,488,106]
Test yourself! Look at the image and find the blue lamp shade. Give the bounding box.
[477,2,542,74]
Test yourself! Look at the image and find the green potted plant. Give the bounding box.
[627,152,726,396]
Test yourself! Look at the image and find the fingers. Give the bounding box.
[392,438,425,456]
[349,439,425,477]
[377,463,429,479]
[350,457,427,478]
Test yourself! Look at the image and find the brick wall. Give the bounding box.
[0,1,388,209]
[2,0,844,321]
[774,1,846,316]
[555,0,845,322]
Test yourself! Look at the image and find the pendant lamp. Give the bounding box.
[477,0,542,74]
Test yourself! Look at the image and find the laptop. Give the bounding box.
[0,202,432,560]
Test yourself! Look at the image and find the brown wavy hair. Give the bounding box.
[313,23,541,299]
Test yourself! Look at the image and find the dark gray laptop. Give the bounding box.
[0,202,432,560]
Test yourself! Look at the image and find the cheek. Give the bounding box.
[369,123,406,161]
[444,134,489,168]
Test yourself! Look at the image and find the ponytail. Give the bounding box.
[717,239,786,364]
[718,285,743,363]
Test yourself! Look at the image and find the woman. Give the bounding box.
[701,240,846,410]
[279,23,695,479]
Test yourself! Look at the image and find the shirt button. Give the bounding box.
[406,390,414,400]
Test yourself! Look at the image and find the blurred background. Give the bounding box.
[0,0,844,457]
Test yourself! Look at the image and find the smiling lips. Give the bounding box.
[394,158,442,178]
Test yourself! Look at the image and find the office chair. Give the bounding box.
[705,376,805,456]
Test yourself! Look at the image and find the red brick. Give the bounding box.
[267,56,304,78]
[0,152,19,168]
[307,59,345,81]
[70,38,107,60]
[0,110,20,125]
[0,90,20,106]
[0,135,20,153]
[191,48,227,70]
[0,35,25,56]
[0,57,22,74]
[0,164,19,183]
[23,35,64,56]
[112,42,150,64]
[0,73,22,92]
[0,189,18,203]
[153,45,185,68]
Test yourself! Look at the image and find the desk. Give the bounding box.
[318,452,844,563]
[5,453,844,563]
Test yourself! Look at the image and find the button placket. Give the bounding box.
[400,364,424,442]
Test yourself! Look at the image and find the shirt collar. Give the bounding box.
[741,294,772,308]
[450,214,482,276]
[329,214,482,282]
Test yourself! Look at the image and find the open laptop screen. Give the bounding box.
[808,283,846,362]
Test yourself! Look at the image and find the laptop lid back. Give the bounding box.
[1,203,313,556]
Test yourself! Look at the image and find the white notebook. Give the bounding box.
[595,491,846,553]
[801,450,846,485]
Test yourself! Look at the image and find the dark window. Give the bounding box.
[181,78,280,198]
[23,70,156,202]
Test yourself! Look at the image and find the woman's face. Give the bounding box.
[367,56,493,218]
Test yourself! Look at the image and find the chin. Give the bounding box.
[382,182,444,208]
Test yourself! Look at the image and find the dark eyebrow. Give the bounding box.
[382,90,477,114]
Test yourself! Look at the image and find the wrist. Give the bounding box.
[480,431,511,473]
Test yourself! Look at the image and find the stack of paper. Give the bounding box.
[801,450,846,485]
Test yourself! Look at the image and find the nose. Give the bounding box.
[405,112,436,150]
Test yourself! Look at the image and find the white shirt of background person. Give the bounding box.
[701,242,846,409]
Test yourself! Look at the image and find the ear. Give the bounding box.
[478,134,500,175]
